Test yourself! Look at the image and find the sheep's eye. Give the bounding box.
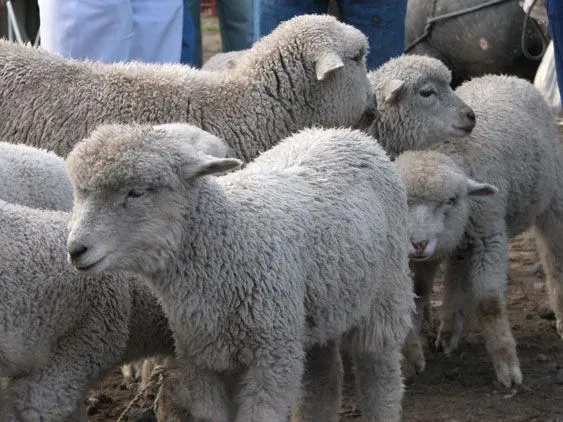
[447,196,457,205]
[352,53,363,62]
[127,188,146,199]
[420,88,436,98]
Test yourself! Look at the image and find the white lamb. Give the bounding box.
[65,124,414,422]
[0,200,175,422]
[394,74,563,388]
[0,14,373,159]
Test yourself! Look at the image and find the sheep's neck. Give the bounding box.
[154,179,253,327]
[197,77,314,163]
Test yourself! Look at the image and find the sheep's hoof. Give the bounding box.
[402,343,426,378]
[494,361,523,388]
[557,319,563,339]
[435,326,460,355]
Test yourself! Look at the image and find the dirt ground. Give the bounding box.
[85,19,563,422]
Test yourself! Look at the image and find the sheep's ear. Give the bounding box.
[315,51,344,81]
[182,157,243,180]
[380,79,405,104]
[467,179,498,196]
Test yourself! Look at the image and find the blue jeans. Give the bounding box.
[182,0,253,67]
[254,0,407,70]
[547,0,563,106]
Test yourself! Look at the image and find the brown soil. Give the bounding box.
[85,20,563,422]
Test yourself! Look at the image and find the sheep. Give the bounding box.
[0,14,374,160]
[367,54,476,158]
[0,200,175,421]
[65,123,414,422]
[0,142,73,211]
[201,49,247,72]
[394,74,563,388]
[200,50,477,158]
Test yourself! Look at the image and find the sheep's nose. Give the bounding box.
[411,240,429,254]
[68,243,88,261]
[466,109,476,122]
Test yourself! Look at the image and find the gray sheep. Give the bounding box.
[395,74,563,388]
[65,124,414,422]
[0,14,373,160]
[367,54,476,158]
[0,200,175,421]
[0,142,73,211]
[201,51,477,158]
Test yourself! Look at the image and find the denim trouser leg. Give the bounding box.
[217,0,253,52]
[187,0,203,67]
[338,0,407,70]
[181,0,197,65]
[547,0,563,106]
[257,0,328,39]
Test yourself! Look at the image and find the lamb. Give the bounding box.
[0,200,175,421]
[367,54,476,158]
[0,14,373,160]
[0,142,73,211]
[65,124,414,422]
[394,74,563,388]
[200,50,477,158]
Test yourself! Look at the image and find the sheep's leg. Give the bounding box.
[235,344,304,422]
[1,364,90,422]
[436,254,472,354]
[291,340,342,422]
[447,231,521,387]
[347,342,403,422]
[404,260,440,377]
[534,207,563,338]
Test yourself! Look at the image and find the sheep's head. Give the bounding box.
[65,123,241,276]
[395,151,497,261]
[236,14,374,131]
[369,55,476,155]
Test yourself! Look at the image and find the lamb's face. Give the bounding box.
[395,151,497,261]
[371,55,476,151]
[65,124,241,276]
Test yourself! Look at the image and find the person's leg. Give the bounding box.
[130,0,183,63]
[339,0,407,70]
[187,0,203,68]
[217,0,253,52]
[181,0,197,65]
[547,0,563,106]
[257,0,328,39]
[38,0,133,62]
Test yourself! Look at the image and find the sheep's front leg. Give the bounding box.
[291,340,342,422]
[348,344,403,422]
[1,364,89,422]
[436,254,472,354]
[235,344,304,422]
[404,260,440,376]
[446,231,521,387]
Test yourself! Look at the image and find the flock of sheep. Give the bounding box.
[0,13,561,422]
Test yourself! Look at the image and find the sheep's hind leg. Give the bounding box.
[534,205,563,338]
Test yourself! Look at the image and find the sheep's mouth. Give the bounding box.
[452,125,474,135]
[409,254,431,262]
[73,256,106,272]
